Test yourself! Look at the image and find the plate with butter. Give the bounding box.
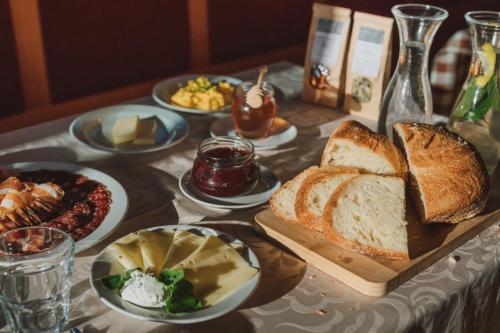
[70,104,189,154]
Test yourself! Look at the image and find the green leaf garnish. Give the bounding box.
[160,269,202,313]
[158,269,184,286]
[102,268,138,290]
[165,279,202,313]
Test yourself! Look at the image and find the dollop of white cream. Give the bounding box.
[120,270,165,308]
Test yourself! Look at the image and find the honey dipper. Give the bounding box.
[246,65,268,108]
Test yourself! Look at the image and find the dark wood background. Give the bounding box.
[0,0,498,132]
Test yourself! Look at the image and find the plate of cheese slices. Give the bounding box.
[90,225,260,324]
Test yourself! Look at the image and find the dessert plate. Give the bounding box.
[210,116,297,150]
[70,104,189,154]
[152,74,242,115]
[90,224,261,324]
[179,166,280,209]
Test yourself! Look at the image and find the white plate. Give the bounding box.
[90,224,261,324]
[210,116,298,150]
[0,162,128,253]
[70,104,189,154]
[179,166,280,209]
[152,74,242,115]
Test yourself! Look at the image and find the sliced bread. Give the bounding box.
[270,166,321,223]
[321,120,408,180]
[322,174,409,259]
[393,122,489,224]
[295,168,360,231]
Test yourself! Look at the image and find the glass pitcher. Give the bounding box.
[378,4,448,138]
[448,11,500,174]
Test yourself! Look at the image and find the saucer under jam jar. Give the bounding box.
[231,81,278,139]
[191,136,260,197]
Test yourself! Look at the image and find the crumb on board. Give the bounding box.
[320,292,326,297]
[309,274,317,280]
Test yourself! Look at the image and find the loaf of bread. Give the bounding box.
[393,122,489,224]
[270,166,320,223]
[322,174,409,259]
[295,168,359,231]
[321,120,408,180]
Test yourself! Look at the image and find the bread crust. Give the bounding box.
[321,120,409,181]
[394,122,489,224]
[295,168,360,231]
[269,166,320,224]
[322,175,409,260]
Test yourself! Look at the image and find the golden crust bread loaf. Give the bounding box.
[393,122,489,224]
[321,120,408,181]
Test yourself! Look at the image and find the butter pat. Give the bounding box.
[133,119,157,145]
[112,115,139,144]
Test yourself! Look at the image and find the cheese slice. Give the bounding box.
[112,115,139,144]
[133,119,157,145]
[107,233,144,270]
[172,236,258,306]
[138,229,174,276]
[163,230,207,269]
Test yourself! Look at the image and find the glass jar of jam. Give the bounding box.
[231,81,278,139]
[191,136,260,197]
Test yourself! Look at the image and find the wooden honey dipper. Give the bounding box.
[246,65,268,108]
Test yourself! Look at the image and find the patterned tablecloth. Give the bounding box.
[0,62,499,333]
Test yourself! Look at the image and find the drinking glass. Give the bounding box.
[378,4,448,138]
[0,227,75,333]
[231,81,278,139]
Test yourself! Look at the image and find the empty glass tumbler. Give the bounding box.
[0,227,75,333]
[378,4,448,138]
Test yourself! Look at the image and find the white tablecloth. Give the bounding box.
[0,62,498,333]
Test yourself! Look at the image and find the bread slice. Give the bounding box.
[270,166,320,223]
[295,168,360,231]
[393,122,489,224]
[322,174,409,259]
[321,120,408,180]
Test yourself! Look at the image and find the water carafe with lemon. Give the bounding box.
[448,11,500,174]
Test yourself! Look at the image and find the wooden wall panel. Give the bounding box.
[0,0,23,115]
[38,0,191,103]
[208,0,313,64]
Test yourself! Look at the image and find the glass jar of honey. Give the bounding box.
[231,81,278,139]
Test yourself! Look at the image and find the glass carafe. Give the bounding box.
[378,4,448,138]
[448,11,500,174]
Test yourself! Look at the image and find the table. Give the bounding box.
[0,62,499,333]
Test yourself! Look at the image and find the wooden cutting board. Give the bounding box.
[254,176,500,297]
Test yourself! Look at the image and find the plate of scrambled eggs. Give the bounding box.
[152,75,241,114]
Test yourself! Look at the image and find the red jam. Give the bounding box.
[192,137,260,197]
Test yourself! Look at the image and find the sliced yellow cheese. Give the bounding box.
[163,230,207,269]
[133,118,157,145]
[172,236,258,307]
[138,229,174,276]
[107,233,144,270]
[112,115,139,144]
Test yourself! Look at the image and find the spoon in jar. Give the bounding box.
[246,65,268,108]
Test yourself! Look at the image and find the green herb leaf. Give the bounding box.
[102,268,138,290]
[486,73,500,112]
[165,279,202,313]
[464,97,493,121]
[158,269,185,286]
[453,78,488,119]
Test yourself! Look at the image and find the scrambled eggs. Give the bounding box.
[170,77,234,111]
